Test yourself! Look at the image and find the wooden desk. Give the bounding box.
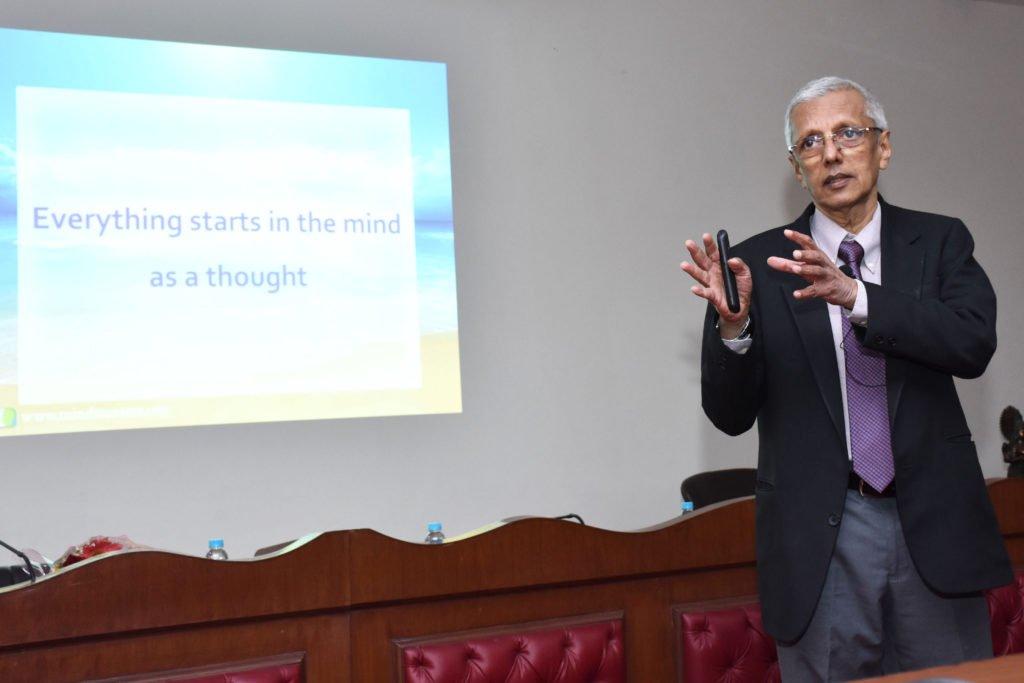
[860,651,1024,682]
[0,478,1021,682]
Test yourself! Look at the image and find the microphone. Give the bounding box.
[0,537,36,584]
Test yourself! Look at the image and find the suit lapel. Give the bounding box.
[879,198,923,426]
[781,205,847,448]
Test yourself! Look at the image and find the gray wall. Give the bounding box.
[1,0,1022,558]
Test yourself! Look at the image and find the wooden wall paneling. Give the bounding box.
[0,614,347,683]
[343,497,757,607]
[0,532,351,649]
[0,479,1019,682]
[345,566,758,680]
[990,479,1024,565]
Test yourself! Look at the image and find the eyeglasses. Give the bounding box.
[788,126,883,159]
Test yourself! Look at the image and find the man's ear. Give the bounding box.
[878,130,892,170]
[789,154,807,189]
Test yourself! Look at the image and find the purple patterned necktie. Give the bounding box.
[837,239,895,492]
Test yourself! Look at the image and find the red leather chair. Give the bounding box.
[397,614,625,682]
[676,602,780,683]
[987,570,1024,656]
[675,570,1024,682]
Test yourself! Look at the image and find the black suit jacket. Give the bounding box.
[701,198,1013,643]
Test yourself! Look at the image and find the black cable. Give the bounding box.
[0,538,36,584]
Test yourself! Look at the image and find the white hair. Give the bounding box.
[784,76,888,147]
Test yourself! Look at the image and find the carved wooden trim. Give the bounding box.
[672,594,761,618]
[86,651,306,682]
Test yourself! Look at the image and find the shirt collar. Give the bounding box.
[809,202,881,274]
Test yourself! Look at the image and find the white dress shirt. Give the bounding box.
[723,203,881,459]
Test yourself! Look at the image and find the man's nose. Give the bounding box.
[822,135,843,163]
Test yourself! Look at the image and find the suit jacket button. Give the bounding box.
[874,335,884,344]
[827,513,841,527]
[888,337,896,346]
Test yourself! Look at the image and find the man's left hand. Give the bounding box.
[767,229,858,309]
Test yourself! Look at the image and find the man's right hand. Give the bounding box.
[680,233,753,338]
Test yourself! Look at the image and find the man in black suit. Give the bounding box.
[680,76,1012,681]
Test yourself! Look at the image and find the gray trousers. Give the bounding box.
[777,489,992,682]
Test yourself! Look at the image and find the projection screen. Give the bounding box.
[0,27,461,436]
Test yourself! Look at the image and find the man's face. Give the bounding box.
[788,89,891,217]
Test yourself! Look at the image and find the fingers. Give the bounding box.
[685,239,713,271]
[783,230,829,268]
[689,284,718,305]
[726,257,749,275]
[774,231,858,306]
[793,264,826,278]
[771,258,833,284]
[683,233,724,269]
[791,248,828,266]
[784,229,817,250]
[767,255,800,274]
[691,283,740,320]
[702,232,719,262]
[791,278,849,303]
[682,236,750,317]
[681,234,725,287]
[792,284,817,300]
[679,260,710,287]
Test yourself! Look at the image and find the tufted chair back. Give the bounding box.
[675,570,1024,682]
[676,602,780,683]
[987,571,1024,656]
[397,614,625,682]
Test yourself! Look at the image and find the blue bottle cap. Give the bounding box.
[427,522,442,532]
[208,538,224,549]
[681,501,694,512]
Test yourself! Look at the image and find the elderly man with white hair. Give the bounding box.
[680,76,1013,680]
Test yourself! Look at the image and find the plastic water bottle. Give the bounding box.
[205,538,229,560]
[424,522,445,545]
[680,500,695,516]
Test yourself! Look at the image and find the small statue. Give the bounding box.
[1000,406,1024,478]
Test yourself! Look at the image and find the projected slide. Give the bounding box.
[0,28,461,436]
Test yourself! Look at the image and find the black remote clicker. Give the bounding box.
[716,229,740,313]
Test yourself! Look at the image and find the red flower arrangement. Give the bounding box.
[54,535,148,569]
